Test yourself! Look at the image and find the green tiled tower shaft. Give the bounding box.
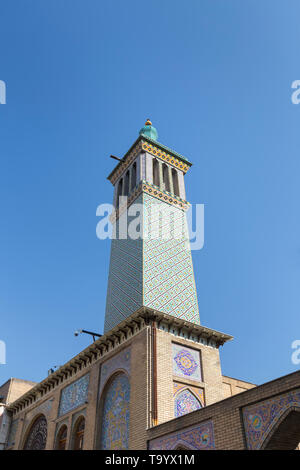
[104,121,200,333]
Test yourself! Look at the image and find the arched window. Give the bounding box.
[56,425,68,450]
[172,169,180,197]
[100,373,130,450]
[73,417,85,450]
[24,414,47,450]
[124,170,130,197]
[174,389,202,418]
[130,162,137,192]
[162,163,170,192]
[116,178,123,208]
[153,159,159,187]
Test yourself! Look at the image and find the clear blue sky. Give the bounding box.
[0,0,299,387]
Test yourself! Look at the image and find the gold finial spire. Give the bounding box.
[145,119,152,126]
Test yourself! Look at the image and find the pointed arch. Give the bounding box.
[23,414,47,450]
[55,424,68,450]
[100,372,130,450]
[174,388,202,418]
[71,415,85,450]
[131,162,137,192]
[153,159,159,187]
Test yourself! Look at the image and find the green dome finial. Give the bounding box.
[139,118,158,141]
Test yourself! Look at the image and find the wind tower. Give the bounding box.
[104,120,200,332]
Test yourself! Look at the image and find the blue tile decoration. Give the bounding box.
[174,389,202,417]
[143,193,200,325]
[100,373,130,450]
[149,420,215,450]
[104,195,143,333]
[104,190,200,333]
[172,343,202,381]
[243,388,300,449]
[173,383,204,417]
[58,374,90,417]
[100,347,131,396]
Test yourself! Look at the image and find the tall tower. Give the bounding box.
[104,120,200,332]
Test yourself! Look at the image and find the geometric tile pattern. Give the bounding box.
[104,191,200,332]
[173,382,204,418]
[242,388,300,449]
[23,398,53,437]
[143,193,199,324]
[58,374,90,417]
[149,420,215,450]
[174,389,202,417]
[104,196,143,333]
[172,344,202,382]
[99,347,131,396]
[100,373,130,450]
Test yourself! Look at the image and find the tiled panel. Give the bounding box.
[143,193,200,325]
[172,344,202,382]
[58,374,90,417]
[99,347,131,396]
[100,373,130,450]
[6,419,18,448]
[104,191,200,332]
[149,420,215,450]
[104,195,143,333]
[243,388,300,449]
[173,382,204,418]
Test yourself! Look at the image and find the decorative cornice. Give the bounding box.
[107,136,192,185]
[110,181,190,223]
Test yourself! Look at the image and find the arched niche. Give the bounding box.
[23,414,47,450]
[100,372,130,450]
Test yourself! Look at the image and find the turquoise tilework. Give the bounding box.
[104,192,200,332]
[100,373,130,450]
